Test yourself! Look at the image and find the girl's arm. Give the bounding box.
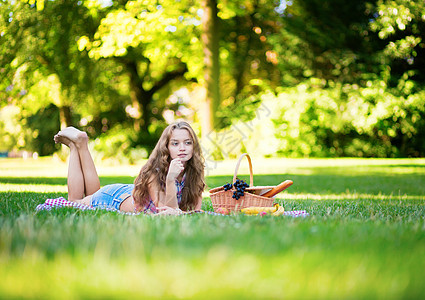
[160,178,179,208]
[147,175,179,209]
[194,197,203,210]
[156,158,183,208]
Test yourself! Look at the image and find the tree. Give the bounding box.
[367,0,425,156]
[217,0,283,127]
[201,0,220,134]
[369,0,425,87]
[80,0,204,148]
[276,0,381,84]
[0,0,99,128]
[269,0,425,157]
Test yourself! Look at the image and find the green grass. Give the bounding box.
[1,157,425,299]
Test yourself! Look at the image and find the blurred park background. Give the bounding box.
[1,0,424,162]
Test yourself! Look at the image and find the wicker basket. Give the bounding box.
[209,153,275,212]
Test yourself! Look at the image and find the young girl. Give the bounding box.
[54,121,205,215]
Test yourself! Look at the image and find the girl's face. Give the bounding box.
[168,128,194,165]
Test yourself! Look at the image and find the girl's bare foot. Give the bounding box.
[56,127,88,148]
[54,134,74,148]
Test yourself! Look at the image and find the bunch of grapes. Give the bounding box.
[232,178,249,200]
[222,179,249,200]
[223,183,233,191]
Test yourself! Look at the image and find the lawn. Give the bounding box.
[1,157,425,299]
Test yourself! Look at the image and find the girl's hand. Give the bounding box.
[156,206,184,215]
[167,158,184,181]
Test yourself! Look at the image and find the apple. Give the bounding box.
[216,207,230,215]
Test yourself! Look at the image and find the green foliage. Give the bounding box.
[0,1,98,99]
[25,104,61,156]
[279,0,377,83]
[75,0,207,146]
[1,0,425,159]
[84,0,203,77]
[0,104,23,151]
[271,79,425,157]
[216,0,283,127]
[91,125,149,164]
[367,0,425,86]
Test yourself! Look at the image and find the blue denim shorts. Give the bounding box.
[90,184,134,210]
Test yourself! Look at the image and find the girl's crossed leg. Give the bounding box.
[54,127,100,205]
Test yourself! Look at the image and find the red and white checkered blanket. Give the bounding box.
[36,197,139,215]
[36,197,309,217]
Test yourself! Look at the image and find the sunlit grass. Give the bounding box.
[0,157,143,177]
[2,156,424,177]
[2,247,423,299]
[1,211,424,298]
[2,156,424,195]
[204,157,425,176]
[0,184,67,193]
[1,157,425,298]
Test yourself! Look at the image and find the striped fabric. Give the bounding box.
[175,173,186,204]
[143,198,158,214]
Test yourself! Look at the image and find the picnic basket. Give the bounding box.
[209,153,275,212]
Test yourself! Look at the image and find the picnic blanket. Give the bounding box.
[36,197,309,217]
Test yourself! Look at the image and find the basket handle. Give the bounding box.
[232,153,254,187]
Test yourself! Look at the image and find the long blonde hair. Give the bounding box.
[133,121,205,211]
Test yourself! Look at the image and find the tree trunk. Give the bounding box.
[233,15,254,99]
[201,0,220,135]
[127,61,147,132]
[59,105,72,129]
